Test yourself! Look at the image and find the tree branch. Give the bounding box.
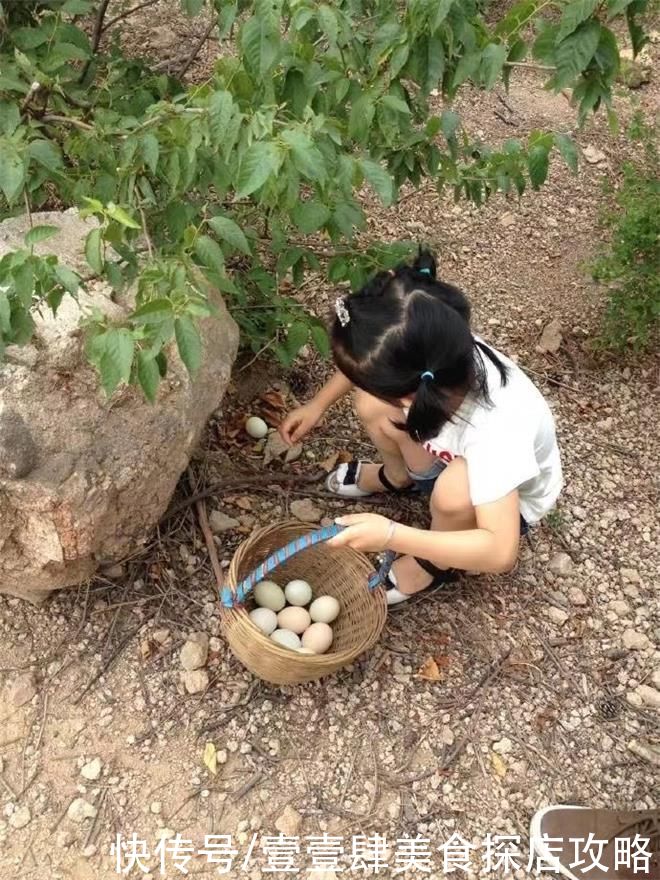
[178,18,217,78]
[504,61,556,72]
[79,0,111,83]
[101,0,160,34]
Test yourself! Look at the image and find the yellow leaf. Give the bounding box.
[417,656,441,681]
[203,741,217,775]
[491,752,507,778]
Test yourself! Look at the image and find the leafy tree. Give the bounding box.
[0,0,650,397]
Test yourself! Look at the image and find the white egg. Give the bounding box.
[270,629,301,650]
[284,579,313,606]
[309,595,340,624]
[245,416,269,439]
[249,607,278,635]
[301,622,333,654]
[254,580,285,612]
[277,606,311,634]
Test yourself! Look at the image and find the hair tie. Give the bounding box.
[420,370,434,382]
[335,297,350,327]
[418,267,432,276]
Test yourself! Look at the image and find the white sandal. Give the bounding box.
[326,461,414,498]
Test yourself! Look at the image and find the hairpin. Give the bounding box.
[418,267,432,276]
[420,370,435,382]
[335,297,350,327]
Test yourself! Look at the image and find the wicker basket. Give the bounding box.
[221,521,387,685]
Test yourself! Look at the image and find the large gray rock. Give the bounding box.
[0,211,239,602]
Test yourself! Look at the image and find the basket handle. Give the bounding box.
[220,524,394,608]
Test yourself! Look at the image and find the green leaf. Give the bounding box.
[452,51,481,89]
[0,290,11,335]
[281,129,325,181]
[241,14,279,76]
[425,36,445,93]
[27,139,63,171]
[380,94,410,115]
[85,228,104,274]
[440,110,460,142]
[54,264,80,295]
[317,4,339,45]
[141,134,159,174]
[175,316,202,374]
[137,350,160,402]
[24,225,59,246]
[291,200,331,234]
[98,329,135,396]
[181,0,205,15]
[194,235,225,275]
[208,216,251,254]
[0,146,25,203]
[12,26,50,49]
[349,93,375,143]
[556,0,599,42]
[208,90,234,142]
[310,323,330,357]
[606,0,634,17]
[480,43,507,89]
[235,142,280,198]
[61,0,94,12]
[527,144,550,188]
[132,299,174,323]
[0,102,20,137]
[533,22,560,62]
[106,203,140,229]
[360,158,395,206]
[555,21,601,87]
[433,0,455,29]
[495,0,539,38]
[554,133,578,172]
[626,4,647,58]
[286,321,309,358]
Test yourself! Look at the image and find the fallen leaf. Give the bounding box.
[320,452,339,473]
[203,742,217,775]
[337,450,353,464]
[491,752,507,778]
[536,319,563,354]
[433,653,451,670]
[235,496,253,511]
[417,657,442,681]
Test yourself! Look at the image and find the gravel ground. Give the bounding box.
[0,5,658,879]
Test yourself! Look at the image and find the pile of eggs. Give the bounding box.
[248,579,340,655]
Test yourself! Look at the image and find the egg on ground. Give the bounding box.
[309,595,340,624]
[270,629,301,650]
[277,606,311,634]
[254,580,285,612]
[245,416,269,439]
[249,607,278,635]
[284,579,313,606]
[301,622,333,654]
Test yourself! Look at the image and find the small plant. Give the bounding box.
[592,113,659,352]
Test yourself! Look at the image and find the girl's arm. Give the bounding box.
[330,491,522,574]
[279,370,353,444]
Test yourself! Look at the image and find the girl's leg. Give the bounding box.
[352,390,436,492]
[391,457,476,594]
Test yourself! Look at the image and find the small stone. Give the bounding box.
[67,798,97,823]
[493,737,513,755]
[217,749,228,765]
[81,758,102,781]
[623,629,651,651]
[583,144,606,164]
[9,806,31,829]
[610,599,631,618]
[209,511,240,533]
[263,432,302,466]
[56,831,73,848]
[180,633,209,671]
[499,212,516,227]
[82,844,97,858]
[627,690,643,708]
[183,669,209,694]
[620,568,641,584]
[152,628,171,645]
[275,805,302,836]
[548,607,569,626]
[652,668,660,689]
[636,685,660,709]
[7,672,37,707]
[536,320,563,355]
[440,726,454,746]
[567,587,587,606]
[290,499,323,524]
[156,827,175,840]
[548,590,569,608]
[548,552,573,577]
[103,563,125,579]
[150,801,162,814]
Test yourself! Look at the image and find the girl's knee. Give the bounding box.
[354,389,399,427]
[430,458,472,516]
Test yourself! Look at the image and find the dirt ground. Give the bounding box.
[1,4,659,879]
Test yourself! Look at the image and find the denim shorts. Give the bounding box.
[407,460,530,535]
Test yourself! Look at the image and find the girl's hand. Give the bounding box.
[328,514,393,553]
[278,401,324,445]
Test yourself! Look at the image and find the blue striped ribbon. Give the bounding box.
[221,525,394,608]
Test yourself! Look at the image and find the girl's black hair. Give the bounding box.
[331,247,509,442]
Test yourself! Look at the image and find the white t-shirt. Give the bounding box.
[420,342,563,523]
